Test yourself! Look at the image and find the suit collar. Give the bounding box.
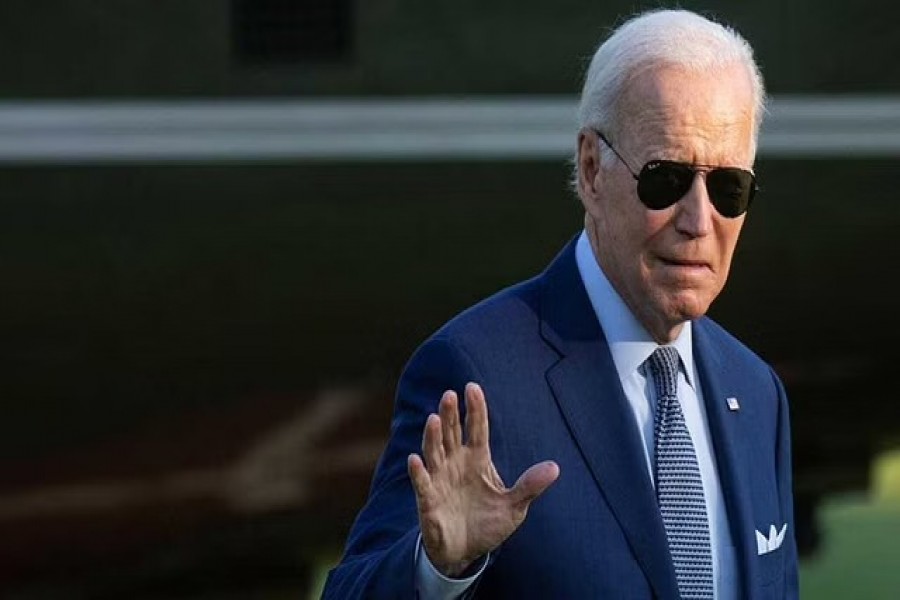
[541,239,766,598]
[540,239,680,599]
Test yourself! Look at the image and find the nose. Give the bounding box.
[674,172,714,238]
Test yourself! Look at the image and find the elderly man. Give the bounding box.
[324,9,798,599]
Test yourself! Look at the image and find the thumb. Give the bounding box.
[508,460,559,509]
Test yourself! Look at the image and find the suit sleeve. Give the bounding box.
[771,368,800,599]
[321,335,485,599]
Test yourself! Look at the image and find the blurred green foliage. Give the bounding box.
[800,496,900,599]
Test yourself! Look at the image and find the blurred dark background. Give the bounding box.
[1,1,899,598]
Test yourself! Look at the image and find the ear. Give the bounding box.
[577,129,602,202]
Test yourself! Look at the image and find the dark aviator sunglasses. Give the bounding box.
[594,130,757,218]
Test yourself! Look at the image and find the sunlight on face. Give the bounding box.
[581,63,756,342]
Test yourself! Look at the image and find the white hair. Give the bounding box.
[573,9,766,186]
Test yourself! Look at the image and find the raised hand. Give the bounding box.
[407,382,559,577]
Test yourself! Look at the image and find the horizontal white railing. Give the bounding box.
[0,96,898,162]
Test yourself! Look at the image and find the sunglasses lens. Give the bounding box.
[637,161,695,210]
[636,160,756,218]
[706,168,755,218]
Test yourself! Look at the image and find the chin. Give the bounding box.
[662,290,714,323]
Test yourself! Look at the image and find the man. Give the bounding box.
[324,9,798,599]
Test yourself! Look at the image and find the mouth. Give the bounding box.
[660,257,711,268]
[658,257,713,274]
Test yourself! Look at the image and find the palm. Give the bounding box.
[407,383,559,577]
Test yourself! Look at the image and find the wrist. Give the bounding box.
[435,559,474,578]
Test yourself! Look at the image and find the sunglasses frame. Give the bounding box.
[593,130,757,218]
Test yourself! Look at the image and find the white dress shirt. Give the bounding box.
[415,231,736,598]
[574,231,737,599]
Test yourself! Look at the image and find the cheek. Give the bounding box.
[717,221,745,263]
[706,223,744,296]
[640,211,676,256]
[645,210,673,235]
[616,211,657,264]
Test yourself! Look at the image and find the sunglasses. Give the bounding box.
[594,131,757,218]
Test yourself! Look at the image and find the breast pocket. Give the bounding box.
[754,522,787,585]
[757,545,785,586]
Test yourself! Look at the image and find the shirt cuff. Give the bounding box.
[414,534,489,600]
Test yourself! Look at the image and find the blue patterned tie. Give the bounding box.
[648,346,714,599]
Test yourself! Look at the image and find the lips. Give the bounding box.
[659,257,711,269]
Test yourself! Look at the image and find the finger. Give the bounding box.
[407,453,432,498]
[439,391,462,454]
[508,460,560,509]
[422,413,445,470]
[464,382,489,448]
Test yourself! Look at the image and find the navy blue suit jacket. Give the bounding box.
[323,239,799,599]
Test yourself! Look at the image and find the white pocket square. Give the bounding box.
[755,523,787,555]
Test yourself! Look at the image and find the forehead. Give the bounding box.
[618,63,756,168]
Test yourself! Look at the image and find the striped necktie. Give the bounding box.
[648,346,714,599]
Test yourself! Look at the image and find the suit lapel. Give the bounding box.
[694,322,760,600]
[539,241,679,599]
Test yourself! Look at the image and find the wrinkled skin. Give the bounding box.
[578,63,756,343]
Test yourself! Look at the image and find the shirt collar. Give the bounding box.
[574,231,696,388]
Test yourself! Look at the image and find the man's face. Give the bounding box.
[579,63,756,342]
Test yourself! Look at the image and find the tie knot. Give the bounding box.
[648,346,680,399]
